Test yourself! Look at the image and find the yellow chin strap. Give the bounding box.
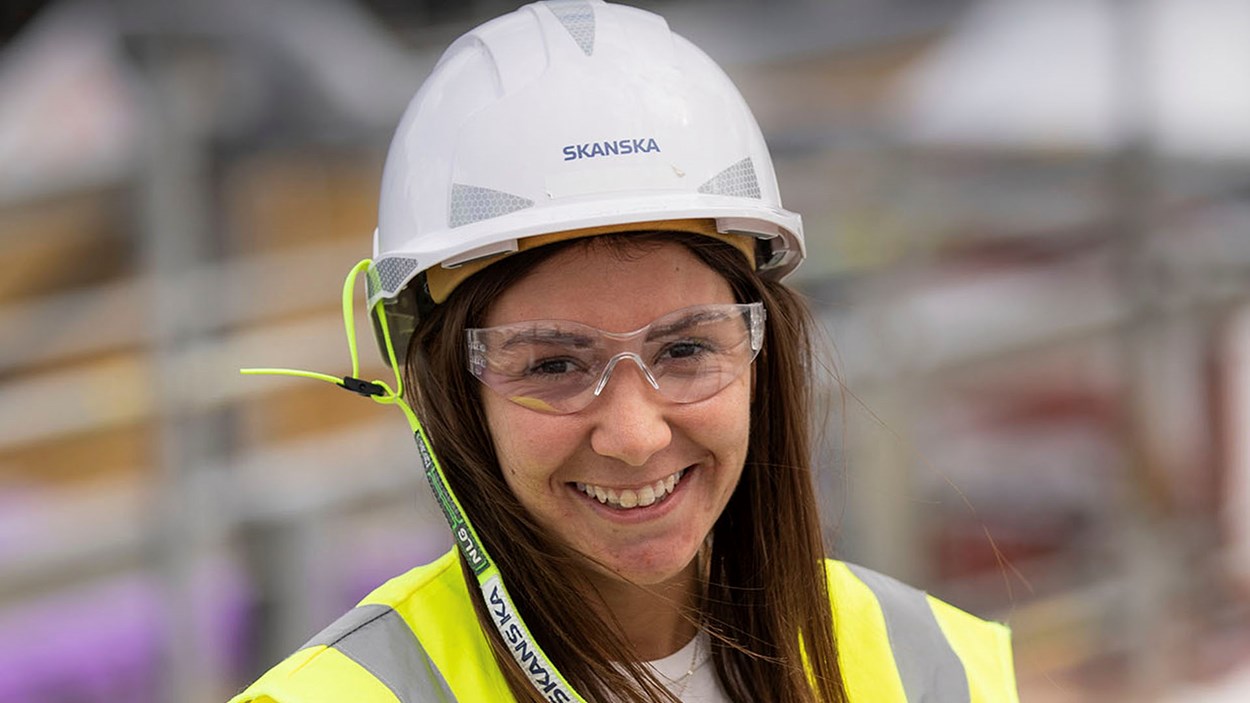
[241,259,588,703]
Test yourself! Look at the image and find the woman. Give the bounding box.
[233,1,1018,701]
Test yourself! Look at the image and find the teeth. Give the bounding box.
[577,468,688,510]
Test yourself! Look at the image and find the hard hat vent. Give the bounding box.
[698,157,762,199]
[371,256,422,300]
[449,184,535,228]
[545,0,596,56]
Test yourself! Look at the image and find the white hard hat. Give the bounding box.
[367,0,805,363]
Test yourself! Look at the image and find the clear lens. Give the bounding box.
[466,303,765,414]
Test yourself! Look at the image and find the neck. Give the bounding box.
[587,561,700,661]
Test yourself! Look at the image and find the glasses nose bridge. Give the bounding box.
[592,352,661,397]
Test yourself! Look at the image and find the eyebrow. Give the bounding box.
[500,328,597,349]
[488,307,738,348]
[646,309,730,340]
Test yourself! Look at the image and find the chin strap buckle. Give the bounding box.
[341,376,386,397]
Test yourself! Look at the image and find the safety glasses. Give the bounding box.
[466,302,766,414]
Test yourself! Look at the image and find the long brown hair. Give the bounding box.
[404,232,846,702]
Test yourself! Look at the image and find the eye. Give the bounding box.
[527,357,584,376]
[660,340,712,361]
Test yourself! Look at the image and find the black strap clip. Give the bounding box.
[341,376,386,397]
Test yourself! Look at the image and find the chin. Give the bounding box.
[583,541,702,589]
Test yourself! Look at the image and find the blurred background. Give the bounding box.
[2,0,1249,700]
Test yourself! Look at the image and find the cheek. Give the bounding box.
[721,375,754,445]
[481,392,527,483]
[481,391,577,493]
[684,375,753,472]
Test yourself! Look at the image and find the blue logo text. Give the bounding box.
[562,137,661,161]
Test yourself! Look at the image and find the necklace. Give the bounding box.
[651,633,708,699]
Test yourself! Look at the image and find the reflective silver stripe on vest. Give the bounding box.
[846,564,971,703]
[301,604,457,703]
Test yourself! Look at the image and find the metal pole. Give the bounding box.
[131,38,224,703]
[1109,0,1178,696]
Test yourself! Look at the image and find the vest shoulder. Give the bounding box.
[824,558,1019,702]
[824,557,1008,631]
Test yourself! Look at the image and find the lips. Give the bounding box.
[574,467,688,509]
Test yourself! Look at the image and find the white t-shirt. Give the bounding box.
[644,632,730,703]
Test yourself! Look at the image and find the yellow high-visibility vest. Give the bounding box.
[230,549,1018,702]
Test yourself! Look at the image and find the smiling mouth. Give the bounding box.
[574,467,690,510]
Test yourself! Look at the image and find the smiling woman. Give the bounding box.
[231,1,1019,702]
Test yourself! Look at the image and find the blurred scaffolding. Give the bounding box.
[1,0,1249,701]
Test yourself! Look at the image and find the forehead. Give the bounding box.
[483,240,736,330]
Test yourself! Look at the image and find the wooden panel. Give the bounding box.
[0,191,127,302]
[221,151,382,255]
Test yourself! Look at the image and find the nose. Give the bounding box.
[588,358,672,466]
